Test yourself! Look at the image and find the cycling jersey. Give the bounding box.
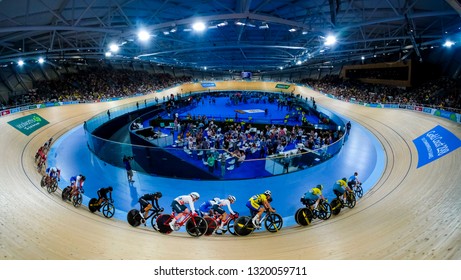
[249,193,267,205]
[173,195,196,213]
[214,198,236,215]
[97,187,112,200]
[303,187,322,200]
[46,167,60,179]
[199,200,216,215]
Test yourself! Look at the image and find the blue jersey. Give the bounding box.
[199,200,215,214]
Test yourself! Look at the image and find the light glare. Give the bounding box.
[192,22,206,31]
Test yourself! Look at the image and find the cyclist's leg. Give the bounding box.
[143,203,153,220]
[169,201,186,229]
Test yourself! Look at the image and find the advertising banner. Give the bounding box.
[201,82,216,88]
[275,84,291,89]
[434,109,458,122]
[7,113,49,136]
[413,125,461,168]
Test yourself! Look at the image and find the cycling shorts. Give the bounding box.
[171,200,187,214]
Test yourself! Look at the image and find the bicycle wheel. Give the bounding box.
[330,198,342,215]
[61,187,71,201]
[88,198,99,213]
[148,212,159,230]
[355,185,363,198]
[72,194,82,207]
[226,218,237,236]
[347,192,356,209]
[40,176,46,187]
[265,213,283,232]
[102,202,115,218]
[47,180,58,194]
[317,202,332,220]
[156,214,173,234]
[234,216,254,236]
[295,208,312,226]
[127,209,141,227]
[203,217,217,236]
[185,216,208,237]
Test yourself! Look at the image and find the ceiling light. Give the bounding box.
[443,40,455,47]
[138,30,150,41]
[217,21,228,27]
[192,22,206,31]
[18,60,24,66]
[109,44,119,52]
[38,57,44,64]
[105,52,112,57]
[289,28,296,32]
[324,35,337,46]
[361,56,365,60]
[259,23,269,29]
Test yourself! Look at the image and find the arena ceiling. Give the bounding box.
[0,0,460,72]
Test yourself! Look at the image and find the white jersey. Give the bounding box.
[214,198,235,215]
[174,195,196,213]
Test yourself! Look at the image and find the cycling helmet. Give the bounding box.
[228,195,236,202]
[316,184,323,191]
[264,190,272,196]
[154,192,162,198]
[108,186,113,191]
[342,177,347,182]
[190,192,200,200]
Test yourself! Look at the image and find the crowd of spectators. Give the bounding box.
[3,68,191,107]
[299,75,461,112]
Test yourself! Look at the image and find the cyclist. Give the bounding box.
[213,195,237,230]
[302,184,325,211]
[246,190,275,228]
[348,172,360,190]
[138,192,163,224]
[37,152,47,170]
[169,192,200,231]
[69,174,85,199]
[45,166,61,185]
[96,186,113,209]
[333,177,352,204]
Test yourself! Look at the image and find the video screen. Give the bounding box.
[241,71,252,79]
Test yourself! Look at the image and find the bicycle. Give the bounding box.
[127,207,164,230]
[202,212,239,236]
[156,211,208,237]
[214,212,239,236]
[61,186,84,208]
[88,197,116,218]
[352,182,363,198]
[40,175,58,194]
[295,198,331,226]
[233,209,283,236]
[330,190,356,215]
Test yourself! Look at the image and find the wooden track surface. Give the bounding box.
[1,85,460,260]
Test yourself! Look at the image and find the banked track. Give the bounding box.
[1,85,460,260]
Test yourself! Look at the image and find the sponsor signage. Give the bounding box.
[201,82,216,88]
[1,109,10,116]
[422,107,433,114]
[413,125,461,168]
[7,113,49,136]
[415,106,422,111]
[275,84,291,89]
[434,109,457,122]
